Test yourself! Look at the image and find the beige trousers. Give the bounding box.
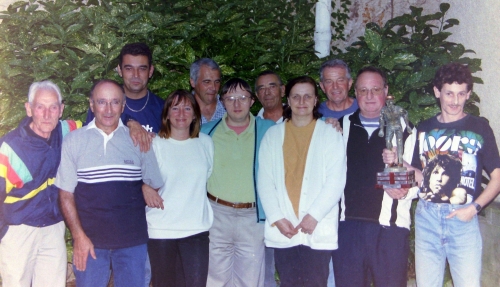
[207,201,265,287]
[0,221,67,287]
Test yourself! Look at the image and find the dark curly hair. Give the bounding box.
[118,43,152,67]
[433,62,473,92]
[283,76,322,120]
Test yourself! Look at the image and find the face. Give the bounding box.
[428,165,450,194]
[319,67,353,105]
[355,72,388,118]
[255,74,284,110]
[434,82,470,120]
[117,54,154,96]
[222,86,254,124]
[190,65,221,105]
[25,89,64,139]
[167,98,195,131]
[288,83,317,119]
[90,82,125,134]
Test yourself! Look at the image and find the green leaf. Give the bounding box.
[364,29,382,53]
[440,3,450,13]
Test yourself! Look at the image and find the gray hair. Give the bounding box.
[189,58,221,84]
[27,80,63,104]
[255,70,283,91]
[319,59,351,82]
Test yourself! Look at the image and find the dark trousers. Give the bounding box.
[274,245,331,287]
[332,220,409,287]
[148,231,209,287]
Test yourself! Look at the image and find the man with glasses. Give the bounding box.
[255,70,285,124]
[56,80,163,287]
[332,66,419,287]
[318,59,359,119]
[201,78,274,287]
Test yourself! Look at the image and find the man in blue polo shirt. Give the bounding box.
[57,79,163,287]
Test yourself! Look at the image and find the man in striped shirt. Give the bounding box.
[56,79,163,287]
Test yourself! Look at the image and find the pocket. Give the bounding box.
[415,201,424,215]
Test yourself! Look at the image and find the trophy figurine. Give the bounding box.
[375,96,417,189]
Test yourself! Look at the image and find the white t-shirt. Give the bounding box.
[146,133,214,239]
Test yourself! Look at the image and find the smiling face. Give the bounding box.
[319,66,353,106]
[222,86,254,126]
[90,82,125,134]
[117,54,153,98]
[25,89,64,139]
[355,71,388,118]
[167,98,195,132]
[288,82,317,120]
[429,165,450,194]
[434,82,470,122]
[256,74,284,110]
[190,65,221,105]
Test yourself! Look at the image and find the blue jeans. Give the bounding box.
[74,244,147,287]
[415,200,482,287]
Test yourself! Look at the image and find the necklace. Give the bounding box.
[126,91,149,112]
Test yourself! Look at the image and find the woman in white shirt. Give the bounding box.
[258,76,346,286]
[143,90,214,287]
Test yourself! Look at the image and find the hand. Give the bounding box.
[294,214,318,235]
[324,118,342,132]
[385,188,409,200]
[446,204,477,222]
[382,147,398,165]
[127,120,154,152]
[274,218,298,239]
[73,234,96,271]
[142,184,164,210]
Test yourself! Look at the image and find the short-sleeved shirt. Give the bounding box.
[318,99,358,119]
[55,119,163,249]
[201,97,226,124]
[412,114,500,204]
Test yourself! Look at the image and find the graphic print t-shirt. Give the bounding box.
[413,114,500,204]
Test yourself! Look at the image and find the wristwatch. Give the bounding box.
[471,202,482,213]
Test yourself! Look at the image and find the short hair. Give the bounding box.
[190,58,221,84]
[283,76,322,120]
[158,90,201,139]
[433,62,473,92]
[422,154,462,196]
[221,78,254,99]
[89,79,125,100]
[355,66,387,88]
[118,43,152,67]
[27,80,63,104]
[255,70,283,91]
[319,59,351,82]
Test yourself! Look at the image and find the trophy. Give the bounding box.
[375,96,417,189]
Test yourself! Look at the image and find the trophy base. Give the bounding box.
[375,169,417,189]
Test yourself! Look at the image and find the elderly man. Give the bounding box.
[0,81,81,287]
[255,70,285,124]
[411,63,500,287]
[201,78,274,286]
[56,80,163,287]
[319,59,358,119]
[333,66,419,287]
[190,58,225,124]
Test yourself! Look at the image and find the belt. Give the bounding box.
[207,192,256,209]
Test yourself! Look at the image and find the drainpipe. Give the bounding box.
[314,0,332,58]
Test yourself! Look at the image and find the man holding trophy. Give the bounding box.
[332,66,421,287]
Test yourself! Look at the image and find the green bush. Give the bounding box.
[0,0,350,135]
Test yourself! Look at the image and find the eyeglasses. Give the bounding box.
[92,99,123,108]
[356,87,384,97]
[223,95,252,104]
[289,94,315,102]
[256,84,279,94]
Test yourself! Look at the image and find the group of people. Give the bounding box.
[0,41,499,287]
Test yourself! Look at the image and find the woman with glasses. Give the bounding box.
[142,90,214,287]
[258,76,346,286]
